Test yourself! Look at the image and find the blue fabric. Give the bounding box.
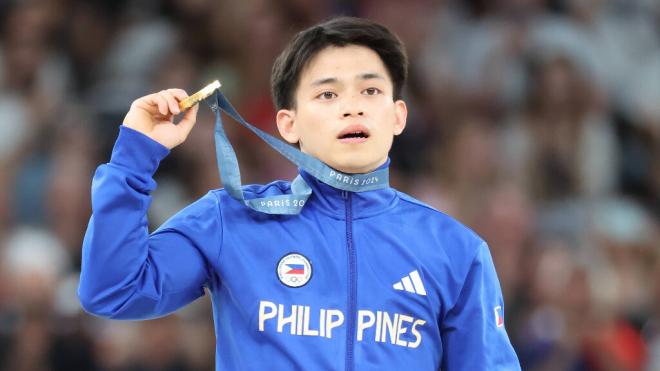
[79,125,521,370]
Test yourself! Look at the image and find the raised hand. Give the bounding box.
[123,88,200,149]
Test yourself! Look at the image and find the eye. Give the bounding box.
[317,91,337,100]
[363,87,381,96]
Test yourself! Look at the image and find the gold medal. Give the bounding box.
[178,80,222,110]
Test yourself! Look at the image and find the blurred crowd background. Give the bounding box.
[0,0,658,370]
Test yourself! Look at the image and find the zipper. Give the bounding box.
[343,190,356,371]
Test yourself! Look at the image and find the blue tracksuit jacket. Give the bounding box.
[78,126,521,370]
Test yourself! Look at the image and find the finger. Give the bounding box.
[176,102,199,138]
[144,94,168,116]
[168,88,189,101]
[168,89,191,112]
[158,90,180,115]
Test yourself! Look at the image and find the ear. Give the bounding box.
[393,100,407,136]
[276,109,299,144]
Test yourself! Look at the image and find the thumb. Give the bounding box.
[176,102,200,139]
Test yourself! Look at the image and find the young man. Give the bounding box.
[79,17,520,370]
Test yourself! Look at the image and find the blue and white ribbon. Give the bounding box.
[205,91,389,215]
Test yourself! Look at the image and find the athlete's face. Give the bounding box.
[276,45,407,174]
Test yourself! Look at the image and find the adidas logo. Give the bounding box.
[392,270,427,296]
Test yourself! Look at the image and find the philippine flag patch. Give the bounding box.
[277,253,312,288]
[494,306,504,328]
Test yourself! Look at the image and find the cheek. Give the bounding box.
[297,107,336,139]
[373,108,398,133]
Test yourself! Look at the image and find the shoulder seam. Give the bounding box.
[396,193,445,215]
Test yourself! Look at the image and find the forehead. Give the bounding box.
[299,44,390,84]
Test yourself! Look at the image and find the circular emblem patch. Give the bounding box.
[277,253,312,288]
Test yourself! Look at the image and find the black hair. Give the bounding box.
[271,16,408,110]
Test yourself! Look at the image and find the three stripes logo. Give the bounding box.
[392,270,427,296]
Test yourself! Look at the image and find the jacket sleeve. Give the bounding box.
[78,126,222,320]
[440,242,521,370]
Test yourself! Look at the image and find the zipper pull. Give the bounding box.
[341,190,348,199]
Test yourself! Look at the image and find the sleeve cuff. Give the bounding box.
[109,126,170,176]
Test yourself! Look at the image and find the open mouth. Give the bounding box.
[337,126,370,143]
[338,131,369,139]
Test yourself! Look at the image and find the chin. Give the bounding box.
[328,158,380,174]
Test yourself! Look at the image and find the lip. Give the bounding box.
[339,137,368,144]
[337,124,370,144]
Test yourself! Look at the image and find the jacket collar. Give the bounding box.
[298,159,399,220]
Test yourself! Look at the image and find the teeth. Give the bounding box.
[341,131,366,139]
[339,129,368,139]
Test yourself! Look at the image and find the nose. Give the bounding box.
[342,92,364,117]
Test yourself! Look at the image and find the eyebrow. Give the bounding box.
[358,73,385,81]
[311,77,338,87]
[310,73,386,87]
